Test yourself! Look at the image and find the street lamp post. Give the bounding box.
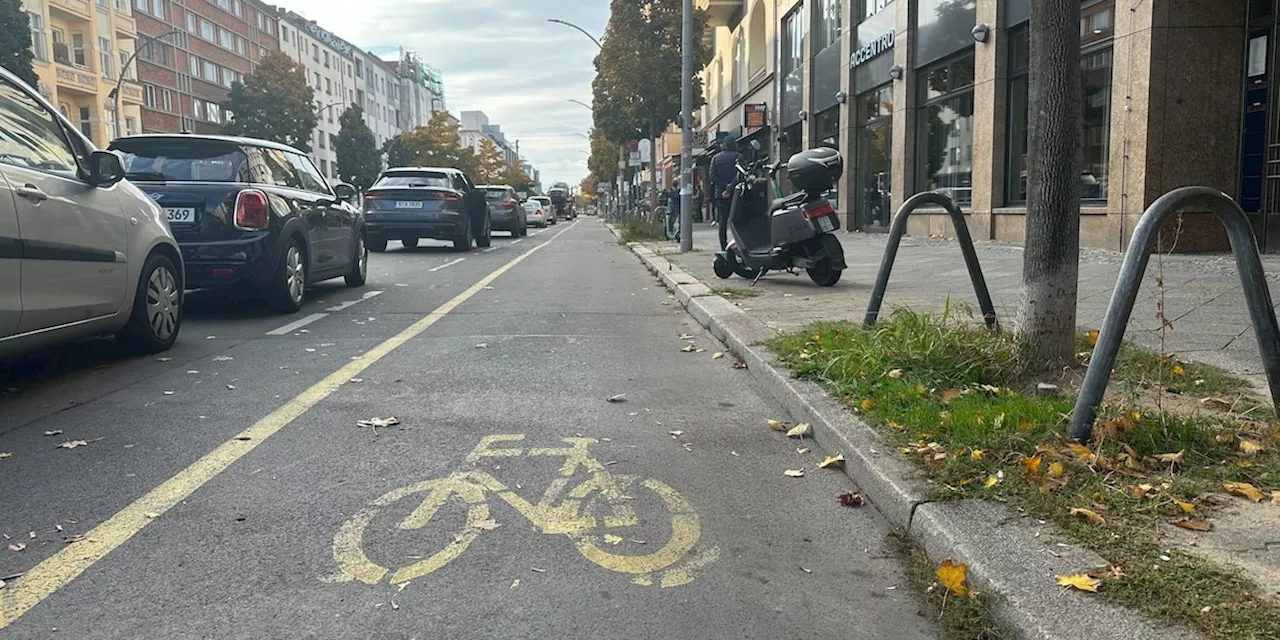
[546,19,602,49]
[111,28,182,140]
[679,0,694,252]
[567,98,593,110]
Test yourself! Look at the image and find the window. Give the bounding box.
[312,42,319,62]
[257,148,302,188]
[188,53,197,75]
[313,71,320,88]
[200,19,215,41]
[323,51,329,68]
[916,53,976,205]
[855,84,894,229]
[162,89,171,111]
[119,51,133,79]
[221,66,233,87]
[325,77,331,95]
[137,0,147,10]
[219,28,233,50]
[318,158,327,177]
[28,13,45,62]
[281,25,288,42]
[233,0,242,17]
[151,0,163,20]
[731,30,743,97]
[186,11,196,33]
[861,0,892,20]
[816,0,842,52]
[192,98,204,120]
[143,84,156,107]
[99,37,113,79]
[0,79,80,177]
[215,0,230,11]
[113,138,249,182]
[71,33,86,67]
[78,106,91,138]
[207,103,221,123]
[204,60,217,82]
[318,131,325,148]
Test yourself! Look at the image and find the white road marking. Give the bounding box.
[429,258,466,272]
[482,247,499,253]
[511,239,524,245]
[266,313,329,336]
[326,290,384,312]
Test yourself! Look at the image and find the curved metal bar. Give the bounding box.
[863,192,999,330]
[1069,187,1280,441]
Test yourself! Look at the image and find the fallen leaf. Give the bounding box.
[767,419,788,431]
[607,394,627,403]
[1201,397,1233,411]
[1153,450,1185,465]
[356,417,400,429]
[992,413,1005,429]
[349,378,364,384]
[786,423,811,439]
[63,535,85,544]
[0,452,10,459]
[678,333,693,340]
[58,440,89,450]
[1017,417,1035,433]
[887,421,906,431]
[156,357,172,362]
[970,449,984,462]
[680,344,697,353]
[1172,363,1186,376]
[1271,491,1280,504]
[530,567,546,573]
[783,469,805,478]
[984,473,1002,488]
[819,453,845,469]
[1069,507,1106,525]
[1020,453,1043,475]
[1130,483,1155,500]
[226,385,237,390]
[1224,481,1265,503]
[163,391,175,396]
[887,369,903,379]
[732,362,748,369]
[145,512,160,519]
[1174,518,1212,532]
[668,430,684,437]
[43,430,63,437]
[305,348,316,353]
[1240,440,1265,456]
[212,356,234,362]
[483,286,495,290]
[796,447,810,454]
[1056,574,1100,592]
[838,491,864,507]
[940,388,964,403]
[475,343,489,349]
[7,543,24,552]
[1087,330,1100,346]
[712,352,725,360]
[860,399,876,411]
[603,534,623,545]
[1174,499,1196,513]
[473,519,500,531]
[1048,462,1066,478]
[935,559,969,597]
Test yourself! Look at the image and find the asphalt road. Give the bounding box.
[0,220,938,639]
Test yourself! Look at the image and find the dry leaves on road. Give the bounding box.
[1153,450,1185,465]
[357,417,400,431]
[7,543,25,552]
[819,453,845,469]
[1173,518,1213,532]
[935,559,970,597]
[602,534,623,545]
[783,469,805,478]
[1224,481,1265,503]
[732,362,747,369]
[1020,453,1043,475]
[0,452,10,459]
[57,440,89,450]
[1069,507,1106,525]
[1174,499,1197,513]
[838,491,864,507]
[712,352,725,360]
[212,356,234,362]
[43,430,62,437]
[680,344,697,353]
[475,343,489,349]
[607,394,627,403]
[1057,574,1100,592]
[668,431,684,438]
[767,419,788,432]
[1240,440,1265,456]
[786,423,811,439]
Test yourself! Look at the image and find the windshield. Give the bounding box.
[483,189,509,201]
[111,139,247,182]
[375,172,450,189]
[523,201,539,210]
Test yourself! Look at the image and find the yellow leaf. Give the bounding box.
[786,423,811,439]
[935,559,969,597]
[783,469,805,478]
[1130,411,1143,422]
[819,453,845,469]
[767,419,788,432]
[602,534,624,545]
[992,413,1005,429]
[712,352,725,360]
[984,474,1002,488]
[1017,417,1034,433]
[970,450,984,462]
[1224,481,1265,503]
[1174,499,1196,514]
[1069,507,1106,525]
[1087,330,1100,346]
[1020,453,1043,476]
[1153,450,1185,465]
[1173,518,1212,532]
[887,421,906,431]
[1130,484,1154,500]
[940,388,965,403]
[1048,462,1066,478]
[1271,491,1280,504]
[1056,574,1100,592]
[887,369,903,379]
[1172,363,1185,376]
[1240,440,1265,456]
[860,399,876,411]
[1065,442,1094,461]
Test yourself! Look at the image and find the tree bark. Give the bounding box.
[1019,0,1082,367]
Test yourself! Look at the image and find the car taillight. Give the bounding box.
[802,200,836,220]
[434,192,459,201]
[502,199,517,207]
[234,189,270,230]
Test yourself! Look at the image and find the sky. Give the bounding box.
[281,0,609,189]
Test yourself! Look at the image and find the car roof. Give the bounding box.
[383,167,459,174]
[477,185,512,190]
[111,133,304,154]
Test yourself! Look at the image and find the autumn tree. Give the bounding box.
[334,104,381,191]
[475,137,507,184]
[1019,1,1082,366]
[503,160,535,193]
[593,0,708,209]
[384,111,478,175]
[224,51,316,152]
[0,0,37,87]
[587,128,619,186]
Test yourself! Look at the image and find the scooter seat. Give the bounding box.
[770,192,809,214]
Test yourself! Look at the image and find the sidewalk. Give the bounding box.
[653,223,1280,385]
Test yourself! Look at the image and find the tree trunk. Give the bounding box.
[1019,0,1082,367]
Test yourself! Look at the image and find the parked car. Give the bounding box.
[523,200,551,227]
[480,184,527,237]
[108,134,367,314]
[0,66,183,356]
[361,167,491,252]
[531,196,557,225]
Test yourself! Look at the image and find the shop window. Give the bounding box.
[916,53,975,205]
[814,107,841,208]
[747,0,766,78]
[816,0,842,51]
[856,84,893,230]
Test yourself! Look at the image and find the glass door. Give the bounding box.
[855,84,893,231]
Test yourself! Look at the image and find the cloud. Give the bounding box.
[282,0,607,188]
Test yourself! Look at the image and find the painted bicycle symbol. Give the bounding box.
[330,435,717,588]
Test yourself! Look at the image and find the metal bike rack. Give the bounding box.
[864,192,999,331]
[1070,187,1280,441]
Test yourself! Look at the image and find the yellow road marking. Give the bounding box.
[0,224,577,629]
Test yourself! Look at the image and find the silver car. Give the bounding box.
[0,67,183,357]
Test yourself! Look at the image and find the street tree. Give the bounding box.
[588,129,619,187]
[224,51,317,152]
[593,0,708,210]
[334,104,381,191]
[384,110,478,175]
[475,137,507,184]
[503,160,535,193]
[0,0,37,87]
[1019,0,1082,366]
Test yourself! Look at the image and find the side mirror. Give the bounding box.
[90,150,125,186]
[333,182,357,202]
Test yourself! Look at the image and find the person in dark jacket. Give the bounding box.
[708,143,741,250]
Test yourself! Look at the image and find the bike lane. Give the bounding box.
[1,222,938,639]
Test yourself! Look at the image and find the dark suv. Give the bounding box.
[109,134,368,313]
[478,185,527,237]
[362,167,492,252]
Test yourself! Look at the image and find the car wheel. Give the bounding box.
[345,233,368,287]
[269,238,307,313]
[401,237,419,249]
[453,223,473,252]
[368,237,388,252]
[476,215,492,248]
[118,252,182,353]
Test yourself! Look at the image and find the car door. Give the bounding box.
[0,170,20,338]
[0,75,127,333]
[289,152,352,272]
[259,148,325,274]
[456,171,484,230]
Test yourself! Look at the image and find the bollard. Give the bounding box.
[1069,187,1280,441]
[864,192,998,331]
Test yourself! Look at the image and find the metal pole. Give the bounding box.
[547,19,603,49]
[114,28,183,140]
[678,0,694,252]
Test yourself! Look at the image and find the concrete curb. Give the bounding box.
[609,227,1199,640]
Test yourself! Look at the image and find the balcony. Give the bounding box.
[49,0,92,21]
[55,64,99,94]
[114,14,136,37]
[119,81,143,104]
[696,0,741,27]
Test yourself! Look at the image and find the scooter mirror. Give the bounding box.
[750,139,761,151]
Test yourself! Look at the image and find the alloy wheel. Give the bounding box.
[286,246,305,304]
[145,265,181,340]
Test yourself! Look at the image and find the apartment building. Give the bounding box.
[20,0,144,147]
[460,110,518,164]
[276,11,354,180]
[352,48,400,149]
[387,49,445,129]
[132,0,278,136]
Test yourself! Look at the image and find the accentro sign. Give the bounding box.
[851,31,895,67]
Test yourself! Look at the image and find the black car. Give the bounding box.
[478,185,527,237]
[109,134,368,313]
[362,167,492,252]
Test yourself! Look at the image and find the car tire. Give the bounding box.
[401,237,419,249]
[368,237,388,252]
[118,252,182,353]
[453,223,473,252]
[269,238,307,313]
[345,233,368,287]
[476,215,492,248]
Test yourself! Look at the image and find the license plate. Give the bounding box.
[817,215,835,232]
[164,207,195,223]
[395,201,424,209]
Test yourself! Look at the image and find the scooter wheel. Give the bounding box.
[713,255,734,279]
[735,265,761,280]
[807,260,843,287]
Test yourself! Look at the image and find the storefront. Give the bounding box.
[850,0,896,230]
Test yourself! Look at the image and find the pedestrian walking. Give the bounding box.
[709,141,741,250]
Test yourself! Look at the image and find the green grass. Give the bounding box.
[712,286,763,300]
[771,309,1280,640]
[617,216,664,243]
[890,532,1011,640]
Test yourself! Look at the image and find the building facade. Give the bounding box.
[352,48,400,149]
[695,0,1272,253]
[132,0,278,138]
[21,0,145,148]
[277,11,356,180]
[389,49,445,129]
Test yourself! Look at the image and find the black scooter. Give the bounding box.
[712,143,847,287]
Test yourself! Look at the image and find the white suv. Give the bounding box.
[0,67,184,356]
